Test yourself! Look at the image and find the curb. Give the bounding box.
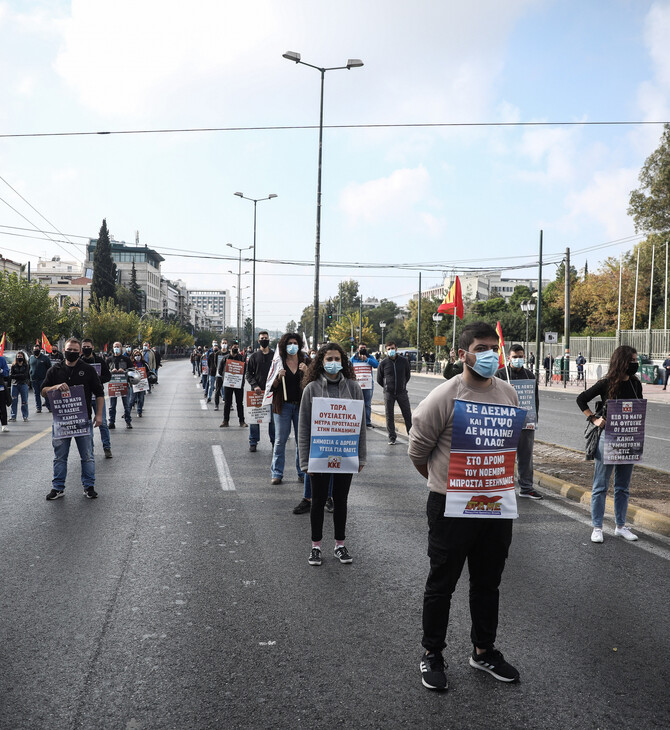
[371,406,670,538]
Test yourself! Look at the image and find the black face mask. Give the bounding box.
[627,362,639,376]
[64,351,80,363]
[33,350,40,356]
[16,358,24,364]
[232,348,239,355]
[82,347,93,356]
[259,339,270,348]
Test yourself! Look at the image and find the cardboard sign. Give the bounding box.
[92,363,102,377]
[245,389,272,424]
[445,399,527,519]
[308,397,364,474]
[603,399,647,464]
[353,363,373,390]
[108,373,128,397]
[50,384,90,439]
[132,366,149,393]
[263,352,282,406]
[202,362,209,376]
[223,359,245,389]
[509,379,537,430]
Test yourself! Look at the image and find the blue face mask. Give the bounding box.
[286,344,299,356]
[113,347,121,355]
[466,349,500,378]
[324,361,342,375]
[511,357,525,369]
[387,349,396,358]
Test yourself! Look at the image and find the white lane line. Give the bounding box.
[199,399,208,410]
[212,444,236,491]
[646,435,670,442]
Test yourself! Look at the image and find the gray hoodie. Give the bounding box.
[298,374,367,473]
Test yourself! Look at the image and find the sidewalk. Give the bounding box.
[370,400,670,538]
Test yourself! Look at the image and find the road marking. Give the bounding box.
[646,435,670,442]
[212,444,235,491]
[199,399,208,410]
[0,427,51,464]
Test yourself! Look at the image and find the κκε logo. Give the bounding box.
[327,455,342,469]
[464,494,503,515]
[622,401,633,413]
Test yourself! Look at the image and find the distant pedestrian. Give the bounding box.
[442,348,464,380]
[107,341,133,429]
[377,341,412,444]
[663,353,670,390]
[129,349,147,418]
[576,352,586,380]
[543,354,553,385]
[218,344,246,427]
[576,345,643,543]
[29,345,52,413]
[245,331,276,452]
[81,337,113,458]
[350,342,379,428]
[9,351,30,422]
[0,352,9,432]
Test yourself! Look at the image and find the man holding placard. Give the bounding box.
[245,331,275,452]
[41,338,104,500]
[351,342,379,428]
[409,322,524,692]
[81,337,113,458]
[495,344,543,500]
[218,344,247,427]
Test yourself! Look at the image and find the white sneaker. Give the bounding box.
[615,526,638,542]
[1,425,9,433]
[591,528,604,543]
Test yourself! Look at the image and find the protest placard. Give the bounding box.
[91,363,101,377]
[223,359,245,389]
[202,361,209,376]
[603,398,647,464]
[509,379,537,429]
[353,363,373,390]
[108,373,128,397]
[51,384,90,439]
[308,397,364,474]
[245,389,272,424]
[445,399,527,518]
[132,366,149,393]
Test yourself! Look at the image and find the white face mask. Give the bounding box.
[511,357,525,368]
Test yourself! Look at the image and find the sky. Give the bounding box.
[1,0,669,334]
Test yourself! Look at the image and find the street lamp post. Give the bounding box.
[234,192,277,348]
[520,300,536,355]
[379,321,386,351]
[227,243,252,343]
[282,50,363,351]
[432,312,443,361]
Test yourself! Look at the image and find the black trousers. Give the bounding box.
[383,390,412,438]
[422,492,512,653]
[223,387,244,422]
[310,473,352,542]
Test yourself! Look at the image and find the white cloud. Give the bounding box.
[515,125,581,185]
[339,166,431,225]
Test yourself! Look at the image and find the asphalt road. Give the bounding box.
[1,361,669,729]
[392,374,670,473]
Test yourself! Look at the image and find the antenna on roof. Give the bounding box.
[135,230,140,246]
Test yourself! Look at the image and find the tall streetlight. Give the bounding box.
[234,192,277,347]
[227,243,252,343]
[282,50,364,350]
[432,312,443,363]
[520,299,536,356]
[379,321,386,351]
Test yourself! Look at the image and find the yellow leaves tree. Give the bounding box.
[325,312,376,349]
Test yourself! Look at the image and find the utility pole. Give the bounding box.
[564,247,570,387]
[534,230,543,380]
[633,247,640,330]
[648,243,655,357]
[417,272,422,364]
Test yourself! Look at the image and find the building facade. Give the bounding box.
[34,257,92,309]
[188,290,229,332]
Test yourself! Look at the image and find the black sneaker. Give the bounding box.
[308,547,322,566]
[108,422,115,429]
[325,497,334,513]
[293,498,311,515]
[46,489,65,501]
[420,651,448,690]
[334,546,353,564]
[83,487,98,499]
[519,489,543,500]
[388,437,396,445]
[298,474,305,483]
[469,648,520,683]
[249,444,257,452]
[126,422,133,429]
[104,448,113,459]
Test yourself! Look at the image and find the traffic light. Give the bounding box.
[327,312,333,321]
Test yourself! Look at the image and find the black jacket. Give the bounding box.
[107,353,133,372]
[245,349,275,390]
[9,361,30,385]
[495,365,540,417]
[82,353,112,384]
[42,359,105,420]
[377,355,411,395]
[217,353,247,385]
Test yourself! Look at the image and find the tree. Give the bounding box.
[285,319,298,334]
[243,317,253,345]
[129,262,143,314]
[91,219,117,302]
[85,298,140,347]
[331,280,360,313]
[325,312,375,349]
[629,123,670,233]
[0,272,64,347]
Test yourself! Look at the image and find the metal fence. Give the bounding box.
[537,329,670,365]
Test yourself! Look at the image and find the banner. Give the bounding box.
[353,363,373,390]
[244,389,272,424]
[91,362,102,377]
[201,361,209,376]
[223,359,245,389]
[263,349,283,406]
[132,366,149,393]
[509,379,537,430]
[445,399,527,518]
[603,399,647,464]
[50,384,90,439]
[308,397,364,474]
[108,373,128,397]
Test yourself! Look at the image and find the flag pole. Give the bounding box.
[452,313,456,350]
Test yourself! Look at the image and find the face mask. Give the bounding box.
[64,351,79,363]
[324,361,342,375]
[143,346,148,351]
[125,347,132,353]
[259,339,270,348]
[221,344,228,351]
[627,362,639,376]
[387,349,396,358]
[232,348,239,355]
[286,344,299,356]
[511,357,525,368]
[466,349,500,379]
[113,347,121,355]
[310,353,316,360]
[17,358,24,363]
[33,350,40,356]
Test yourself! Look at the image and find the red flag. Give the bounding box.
[437,276,464,319]
[104,342,108,353]
[495,321,505,369]
[41,332,53,354]
[0,332,5,356]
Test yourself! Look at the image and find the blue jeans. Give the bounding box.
[11,383,29,419]
[249,419,276,447]
[591,431,634,528]
[32,378,48,411]
[362,387,373,426]
[271,403,305,480]
[207,375,217,399]
[129,390,145,415]
[109,394,131,424]
[91,398,111,450]
[52,425,95,490]
[201,373,208,390]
